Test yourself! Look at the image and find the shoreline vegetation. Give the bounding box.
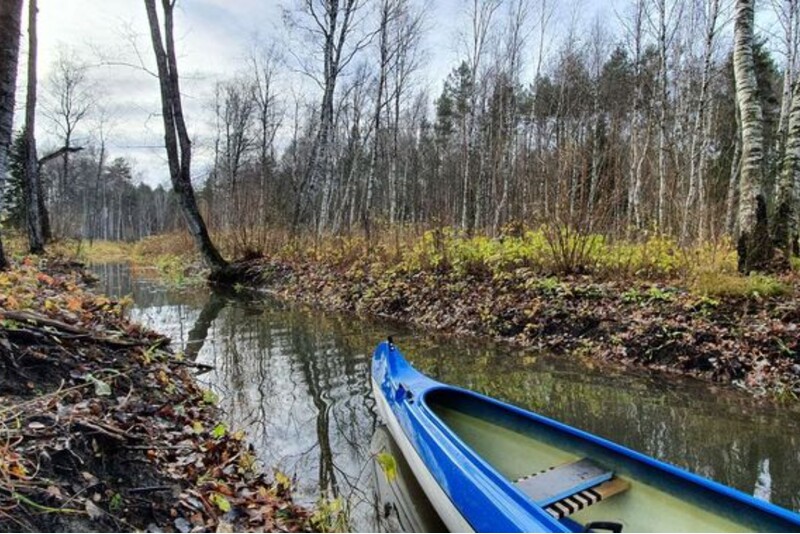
[24,226,800,401]
[0,257,317,532]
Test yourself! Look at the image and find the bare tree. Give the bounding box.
[492,0,531,233]
[681,0,722,242]
[773,0,800,153]
[286,0,372,231]
[460,0,502,232]
[249,43,284,226]
[621,0,648,229]
[0,0,24,268]
[362,0,392,237]
[586,16,610,226]
[649,0,683,231]
[144,0,228,274]
[23,0,44,253]
[43,50,93,231]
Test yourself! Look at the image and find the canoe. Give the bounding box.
[371,339,800,533]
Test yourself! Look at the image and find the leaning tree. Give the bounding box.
[144,0,228,275]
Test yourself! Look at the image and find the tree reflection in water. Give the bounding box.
[94,264,800,531]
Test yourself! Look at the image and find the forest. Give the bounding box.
[0,0,798,271]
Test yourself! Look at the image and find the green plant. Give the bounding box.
[646,286,674,302]
[621,288,643,303]
[693,272,790,299]
[310,496,349,533]
[109,493,123,513]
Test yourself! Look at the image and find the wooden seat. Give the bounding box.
[514,459,630,519]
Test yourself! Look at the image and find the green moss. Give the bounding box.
[693,272,790,298]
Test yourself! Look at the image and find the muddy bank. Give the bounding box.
[245,259,800,400]
[0,259,312,532]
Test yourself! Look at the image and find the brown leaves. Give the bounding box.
[0,260,312,533]
[257,256,800,400]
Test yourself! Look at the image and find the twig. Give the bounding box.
[0,311,149,348]
[72,420,134,442]
[12,492,83,514]
[169,360,215,372]
[124,444,194,451]
[128,485,172,494]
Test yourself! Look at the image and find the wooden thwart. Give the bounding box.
[514,458,613,506]
[513,458,630,519]
[545,478,630,519]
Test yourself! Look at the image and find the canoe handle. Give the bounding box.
[584,521,623,533]
[394,382,414,403]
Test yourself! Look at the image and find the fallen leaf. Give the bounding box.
[216,520,234,533]
[85,500,104,520]
[174,517,191,533]
[376,452,397,483]
[84,374,112,396]
[210,493,231,513]
[211,423,226,439]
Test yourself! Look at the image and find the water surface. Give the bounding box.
[93,263,800,531]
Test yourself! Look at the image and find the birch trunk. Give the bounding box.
[733,0,771,272]
[656,0,669,231]
[364,0,390,237]
[628,0,645,230]
[774,79,800,257]
[682,0,720,243]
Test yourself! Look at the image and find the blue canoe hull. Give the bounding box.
[371,341,800,533]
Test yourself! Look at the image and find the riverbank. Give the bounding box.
[237,229,799,401]
[252,259,799,400]
[23,229,800,400]
[0,258,314,532]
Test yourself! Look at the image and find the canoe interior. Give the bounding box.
[426,388,797,533]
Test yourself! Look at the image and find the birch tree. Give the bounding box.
[460,0,502,232]
[650,0,683,231]
[622,0,647,229]
[492,0,530,234]
[287,0,371,231]
[681,0,722,242]
[144,0,228,274]
[733,0,772,272]
[774,77,800,256]
[773,0,800,155]
[363,0,392,237]
[0,0,24,268]
[249,44,283,227]
[386,0,425,225]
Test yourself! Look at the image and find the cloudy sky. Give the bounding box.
[23,0,620,187]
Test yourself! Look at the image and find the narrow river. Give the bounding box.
[93,263,800,531]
